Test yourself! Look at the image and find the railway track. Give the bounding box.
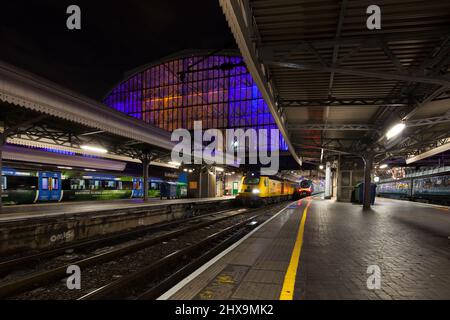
[0,203,286,299]
[0,207,244,276]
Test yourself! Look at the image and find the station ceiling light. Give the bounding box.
[319,164,324,170]
[80,145,108,154]
[57,166,73,170]
[374,176,380,183]
[215,167,224,172]
[84,168,97,172]
[379,164,388,169]
[168,161,181,166]
[385,123,406,140]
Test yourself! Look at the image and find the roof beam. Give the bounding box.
[406,140,450,164]
[265,60,450,87]
[261,30,450,52]
[287,124,376,131]
[281,96,412,108]
[406,112,450,127]
[327,0,348,97]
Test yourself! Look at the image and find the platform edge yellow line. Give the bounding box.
[279,198,311,300]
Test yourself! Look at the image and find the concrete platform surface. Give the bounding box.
[161,197,450,300]
[0,196,235,222]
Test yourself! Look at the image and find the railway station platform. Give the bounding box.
[161,197,450,300]
[0,196,235,254]
[0,196,235,222]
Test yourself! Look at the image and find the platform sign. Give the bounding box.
[38,171,62,202]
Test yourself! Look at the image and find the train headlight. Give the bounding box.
[252,188,260,194]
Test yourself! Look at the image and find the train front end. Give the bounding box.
[236,173,266,206]
[297,179,314,198]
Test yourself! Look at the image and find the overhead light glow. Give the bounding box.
[215,167,224,172]
[57,166,73,170]
[84,168,97,172]
[374,176,380,183]
[80,145,108,154]
[379,164,388,169]
[169,161,181,166]
[386,123,406,140]
[319,165,324,170]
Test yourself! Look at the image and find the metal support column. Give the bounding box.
[362,153,374,210]
[140,153,151,202]
[325,161,332,199]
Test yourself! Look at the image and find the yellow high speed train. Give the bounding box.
[236,172,298,206]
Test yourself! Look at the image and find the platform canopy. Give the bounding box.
[0,61,176,166]
[220,0,450,165]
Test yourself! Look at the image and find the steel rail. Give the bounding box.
[0,207,243,276]
[78,213,263,300]
[0,206,262,299]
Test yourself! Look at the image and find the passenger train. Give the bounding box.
[236,172,325,206]
[0,167,187,205]
[377,172,450,205]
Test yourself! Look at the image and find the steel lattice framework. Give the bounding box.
[103,51,289,151]
[220,0,450,164]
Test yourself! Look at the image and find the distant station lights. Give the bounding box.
[385,122,406,140]
[379,164,388,169]
[319,164,324,170]
[80,145,108,154]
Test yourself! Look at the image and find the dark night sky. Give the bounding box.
[0,1,235,100]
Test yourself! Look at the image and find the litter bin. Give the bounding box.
[357,182,377,205]
[160,182,177,199]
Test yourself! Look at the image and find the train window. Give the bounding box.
[117,181,123,190]
[70,179,86,190]
[1,176,6,190]
[52,178,59,190]
[150,182,159,190]
[122,181,133,190]
[104,180,116,190]
[41,177,49,190]
[89,180,101,190]
[4,176,37,190]
[133,181,142,190]
[243,177,260,185]
[300,180,311,188]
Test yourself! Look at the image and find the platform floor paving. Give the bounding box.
[163,197,450,300]
[0,196,235,222]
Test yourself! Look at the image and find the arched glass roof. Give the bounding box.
[104,52,288,151]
